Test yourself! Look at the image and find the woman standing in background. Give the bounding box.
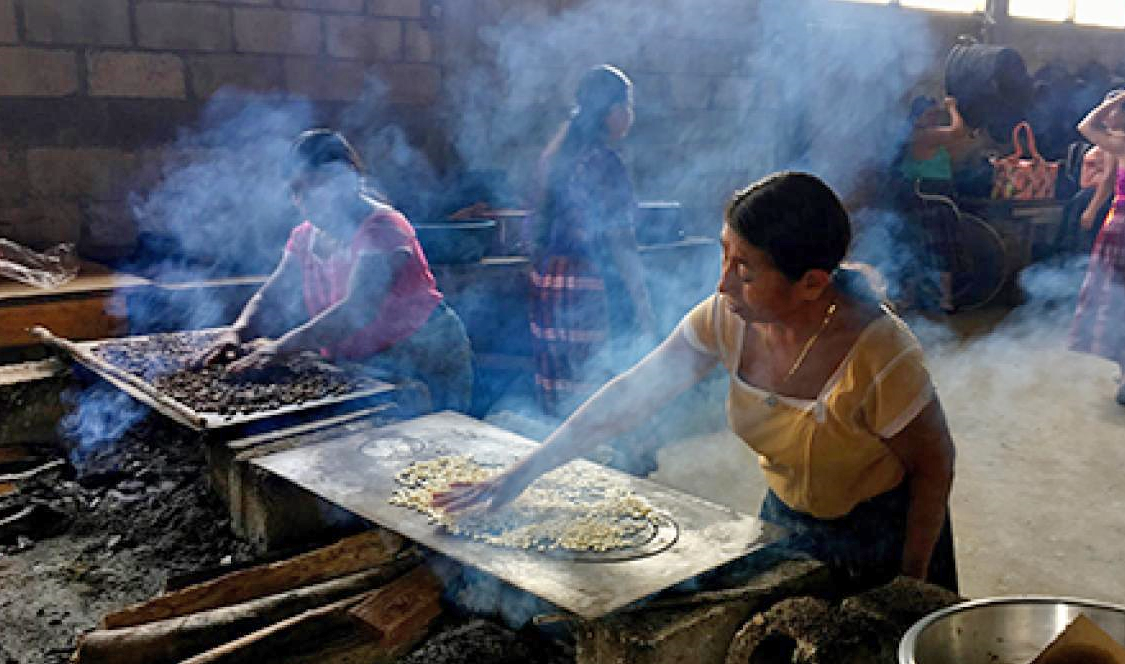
[529,64,657,418]
[1072,90,1125,406]
[898,95,968,313]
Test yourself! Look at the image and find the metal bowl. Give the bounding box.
[900,596,1125,664]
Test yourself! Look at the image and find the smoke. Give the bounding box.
[60,384,149,464]
[60,0,1114,547]
[446,0,938,206]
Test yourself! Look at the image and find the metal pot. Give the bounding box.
[900,596,1125,664]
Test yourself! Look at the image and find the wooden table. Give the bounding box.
[0,261,151,348]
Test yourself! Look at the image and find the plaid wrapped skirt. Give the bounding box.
[529,256,613,418]
[1071,204,1125,367]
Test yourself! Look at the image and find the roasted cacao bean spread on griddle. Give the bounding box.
[94,331,378,417]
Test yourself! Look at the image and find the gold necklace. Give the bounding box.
[764,301,838,408]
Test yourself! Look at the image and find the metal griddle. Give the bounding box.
[253,411,783,619]
[32,326,396,431]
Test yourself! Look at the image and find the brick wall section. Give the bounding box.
[23,0,132,47]
[0,0,16,44]
[324,15,402,61]
[0,0,446,256]
[88,51,187,98]
[368,0,422,19]
[233,8,321,55]
[136,3,234,52]
[0,47,79,96]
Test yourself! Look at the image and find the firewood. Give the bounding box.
[74,557,418,664]
[101,529,404,629]
[179,566,443,664]
[348,565,444,646]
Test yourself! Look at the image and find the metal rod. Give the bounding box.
[29,326,209,431]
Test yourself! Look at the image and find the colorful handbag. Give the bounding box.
[990,121,1059,200]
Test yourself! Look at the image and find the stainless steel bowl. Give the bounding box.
[900,596,1125,664]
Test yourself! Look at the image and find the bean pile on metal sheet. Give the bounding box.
[390,455,666,553]
[94,331,378,417]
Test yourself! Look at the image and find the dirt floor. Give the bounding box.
[653,290,1125,604]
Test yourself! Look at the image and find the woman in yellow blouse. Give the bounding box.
[436,172,957,590]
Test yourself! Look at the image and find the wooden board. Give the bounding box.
[0,297,121,347]
[253,411,782,620]
[0,261,150,303]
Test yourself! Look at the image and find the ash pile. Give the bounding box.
[0,413,258,663]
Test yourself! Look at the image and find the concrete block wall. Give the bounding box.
[0,0,1121,260]
[0,0,440,258]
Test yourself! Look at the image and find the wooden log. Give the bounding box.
[178,593,372,664]
[348,565,444,648]
[101,530,404,629]
[179,566,443,664]
[74,558,418,664]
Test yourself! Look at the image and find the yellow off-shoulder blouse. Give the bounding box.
[679,294,934,519]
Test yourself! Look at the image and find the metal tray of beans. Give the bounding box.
[32,326,395,431]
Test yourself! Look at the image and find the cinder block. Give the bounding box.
[367,0,422,18]
[403,21,433,63]
[27,148,139,200]
[375,62,441,104]
[284,57,365,101]
[88,51,186,99]
[282,0,364,12]
[234,8,321,55]
[81,201,139,260]
[0,151,27,200]
[136,3,232,52]
[0,0,17,44]
[188,54,285,98]
[574,560,833,664]
[0,199,82,248]
[0,360,69,448]
[325,16,402,61]
[0,48,79,97]
[23,0,131,46]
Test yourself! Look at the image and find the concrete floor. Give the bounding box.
[651,301,1125,604]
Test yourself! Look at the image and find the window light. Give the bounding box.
[1074,0,1125,27]
[1008,0,1072,22]
[900,0,986,12]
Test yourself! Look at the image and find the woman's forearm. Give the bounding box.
[901,469,952,578]
[516,334,711,479]
[275,299,373,354]
[1086,176,1115,219]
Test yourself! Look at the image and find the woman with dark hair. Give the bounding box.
[195,129,473,412]
[1072,90,1125,406]
[529,64,657,418]
[437,172,958,591]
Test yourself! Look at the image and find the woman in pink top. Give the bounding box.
[196,130,472,412]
